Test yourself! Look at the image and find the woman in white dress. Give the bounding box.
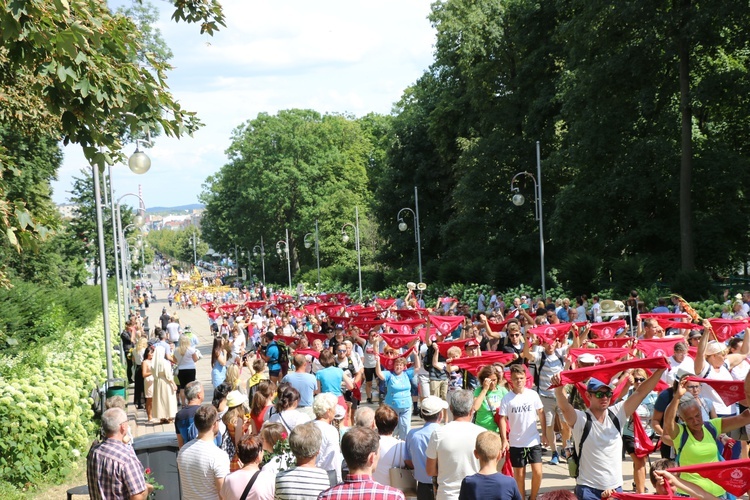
[152,344,178,423]
[142,345,155,422]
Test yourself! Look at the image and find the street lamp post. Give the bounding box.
[253,237,266,284]
[396,186,423,284]
[114,193,146,322]
[190,231,197,265]
[342,206,363,302]
[276,229,292,290]
[303,219,321,293]
[510,141,546,299]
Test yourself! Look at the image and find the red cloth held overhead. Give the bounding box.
[244,301,266,310]
[667,458,750,497]
[200,302,216,312]
[328,315,351,328]
[375,298,396,310]
[587,320,627,339]
[611,376,631,402]
[320,304,346,317]
[302,304,319,315]
[207,311,221,320]
[639,313,688,320]
[486,319,512,332]
[385,319,426,335]
[708,319,749,342]
[290,309,306,319]
[394,309,423,320]
[294,348,321,360]
[590,337,632,349]
[220,303,239,313]
[555,357,670,387]
[528,323,573,344]
[349,319,386,332]
[304,332,328,344]
[274,335,299,347]
[436,339,468,358]
[568,348,630,365]
[448,352,516,375]
[429,316,465,336]
[636,337,687,358]
[686,376,747,406]
[378,347,415,371]
[654,318,702,331]
[380,333,421,349]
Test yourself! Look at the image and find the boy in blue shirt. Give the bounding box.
[459,432,522,500]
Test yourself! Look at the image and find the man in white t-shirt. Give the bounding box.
[177,405,230,500]
[499,364,545,500]
[552,369,665,500]
[426,389,485,500]
[166,317,181,343]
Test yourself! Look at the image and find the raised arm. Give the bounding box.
[551,373,577,427]
[664,378,687,440]
[693,320,712,376]
[623,368,666,417]
[374,355,386,381]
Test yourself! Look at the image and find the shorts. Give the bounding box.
[364,367,376,382]
[541,395,563,428]
[622,434,635,455]
[509,445,542,468]
[177,368,196,388]
[418,374,430,399]
[429,380,448,400]
[344,390,360,410]
[269,369,281,377]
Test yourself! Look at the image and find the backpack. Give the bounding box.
[568,410,620,479]
[534,351,548,389]
[276,341,290,377]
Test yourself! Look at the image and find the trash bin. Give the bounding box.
[133,433,181,500]
[105,378,127,399]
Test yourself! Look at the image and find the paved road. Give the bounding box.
[126,271,639,493]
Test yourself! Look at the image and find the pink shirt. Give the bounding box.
[219,468,275,500]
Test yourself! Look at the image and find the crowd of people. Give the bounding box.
[87,278,750,500]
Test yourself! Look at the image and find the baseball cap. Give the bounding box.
[586,378,612,392]
[688,330,702,340]
[421,396,449,416]
[705,340,727,357]
[578,353,598,365]
[465,339,479,348]
[334,405,347,420]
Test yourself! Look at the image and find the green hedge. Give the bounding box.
[0,281,122,492]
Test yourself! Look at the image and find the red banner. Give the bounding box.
[304,332,329,345]
[378,347,415,371]
[636,337,687,358]
[654,318,703,331]
[486,319,512,332]
[328,315,351,328]
[587,320,627,339]
[708,319,749,342]
[274,335,299,347]
[290,309,306,319]
[568,348,630,365]
[220,303,239,313]
[428,315,465,336]
[320,304,346,317]
[201,302,216,312]
[436,339,468,358]
[667,458,750,497]
[639,313,687,320]
[385,319,426,335]
[555,357,670,387]
[349,319,386,332]
[448,352,516,375]
[632,412,658,458]
[528,323,573,344]
[244,301,267,310]
[207,311,221,320]
[294,348,321,359]
[394,309,423,320]
[686,376,747,406]
[380,333,421,349]
[590,337,632,349]
[375,298,396,309]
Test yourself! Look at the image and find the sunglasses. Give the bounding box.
[589,390,612,399]
[686,385,701,390]
[633,377,646,383]
[509,333,521,337]
[336,349,347,353]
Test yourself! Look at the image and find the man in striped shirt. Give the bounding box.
[87,408,151,500]
[276,423,332,499]
[318,427,405,500]
[176,404,229,500]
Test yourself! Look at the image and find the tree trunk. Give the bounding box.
[678,0,695,271]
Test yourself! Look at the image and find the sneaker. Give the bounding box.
[550,452,559,465]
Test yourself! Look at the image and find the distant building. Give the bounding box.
[57,203,79,220]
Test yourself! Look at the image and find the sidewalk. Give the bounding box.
[126,272,638,492]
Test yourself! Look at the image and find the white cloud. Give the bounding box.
[53,0,436,208]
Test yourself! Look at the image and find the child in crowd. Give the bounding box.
[459,431,521,500]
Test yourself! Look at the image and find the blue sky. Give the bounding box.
[51,0,437,209]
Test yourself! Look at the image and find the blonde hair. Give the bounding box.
[225,364,241,390]
[446,346,462,359]
[136,337,148,351]
[475,431,503,462]
[177,335,190,357]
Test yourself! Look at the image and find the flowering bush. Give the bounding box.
[0,302,123,488]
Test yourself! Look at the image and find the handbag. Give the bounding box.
[388,442,417,494]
